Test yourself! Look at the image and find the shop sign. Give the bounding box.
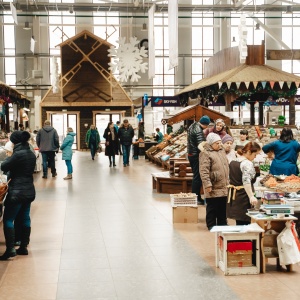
[151,96,181,107]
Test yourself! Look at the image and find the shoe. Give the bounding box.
[109,162,112,167]
[113,164,116,167]
[92,157,94,160]
[52,172,57,178]
[63,174,72,180]
[197,199,205,206]
[42,175,47,179]
[127,163,130,166]
[123,164,126,167]
[16,247,28,255]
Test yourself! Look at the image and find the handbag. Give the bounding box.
[0,178,11,204]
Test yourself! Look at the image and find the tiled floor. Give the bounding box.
[0,151,300,299]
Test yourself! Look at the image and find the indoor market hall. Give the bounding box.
[0,151,300,300]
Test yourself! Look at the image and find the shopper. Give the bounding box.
[204,118,227,139]
[115,121,123,155]
[199,133,229,230]
[138,121,145,139]
[0,131,36,260]
[222,134,236,163]
[85,124,100,160]
[262,127,300,176]
[167,124,173,135]
[227,142,261,225]
[36,120,59,179]
[103,121,119,167]
[60,127,76,180]
[187,115,210,205]
[235,129,249,150]
[118,119,134,167]
[155,128,163,143]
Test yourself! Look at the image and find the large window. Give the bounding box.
[3,14,16,86]
[153,13,175,96]
[191,0,214,83]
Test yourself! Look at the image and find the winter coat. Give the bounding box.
[103,127,119,156]
[187,122,206,157]
[85,129,100,148]
[60,132,76,160]
[36,125,59,152]
[199,142,229,198]
[1,143,36,205]
[118,124,134,146]
[262,139,300,176]
[155,131,163,143]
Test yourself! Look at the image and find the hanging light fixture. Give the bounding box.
[23,21,31,30]
[141,22,147,31]
[232,36,236,42]
[255,23,260,30]
[286,6,293,13]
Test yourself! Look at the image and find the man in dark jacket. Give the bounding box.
[118,119,134,167]
[187,115,210,205]
[36,120,59,179]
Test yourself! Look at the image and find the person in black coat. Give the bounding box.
[0,131,36,260]
[103,121,119,167]
[118,119,134,167]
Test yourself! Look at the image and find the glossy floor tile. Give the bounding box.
[0,151,299,299]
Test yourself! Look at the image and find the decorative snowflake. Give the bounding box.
[108,36,148,83]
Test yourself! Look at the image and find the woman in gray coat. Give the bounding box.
[60,128,75,180]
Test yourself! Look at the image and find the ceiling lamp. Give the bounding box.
[232,36,236,42]
[286,6,293,13]
[69,6,74,14]
[141,23,147,31]
[255,23,260,30]
[23,21,31,30]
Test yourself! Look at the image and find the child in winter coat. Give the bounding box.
[60,128,76,180]
[199,133,229,230]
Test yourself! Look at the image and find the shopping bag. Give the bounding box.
[277,221,300,266]
[0,179,11,204]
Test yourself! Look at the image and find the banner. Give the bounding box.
[168,0,178,70]
[151,96,181,107]
[148,4,155,79]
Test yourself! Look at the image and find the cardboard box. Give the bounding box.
[227,241,253,268]
[172,206,198,223]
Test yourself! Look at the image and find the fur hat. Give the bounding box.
[215,118,225,126]
[199,115,210,125]
[10,130,31,144]
[4,141,14,153]
[206,133,221,145]
[222,134,234,144]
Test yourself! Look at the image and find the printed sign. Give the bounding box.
[151,96,181,107]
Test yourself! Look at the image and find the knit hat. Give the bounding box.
[4,141,14,153]
[199,115,210,125]
[215,118,225,126]
[10,130,31,144]
[222,134,234,144]
[206,133,221,145]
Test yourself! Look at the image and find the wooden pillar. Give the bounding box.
[289,97,295,125]
[250,102,255,125]
[259,101,264,125]
[224,94,232,112]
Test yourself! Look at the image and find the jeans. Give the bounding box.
[41,151,56,175]
[188,155,203,202]
[65,160,73,174]
[3,201,31,229]
[90,142,97,158]
[122,144,131,165]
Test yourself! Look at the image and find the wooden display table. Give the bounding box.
[248,214,298,273]
[152,172,192,194]
[211,224,264,275]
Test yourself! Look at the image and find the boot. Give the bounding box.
[0,227,16,260]
[63,174,72,180]
[42,173,47,179]
[16,227,31,256]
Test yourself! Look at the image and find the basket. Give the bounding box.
[170,193,197,207]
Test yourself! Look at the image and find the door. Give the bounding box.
[95,113,121,142]
[50,113,78,149]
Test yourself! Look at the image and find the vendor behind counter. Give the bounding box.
[262,128,300,176]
